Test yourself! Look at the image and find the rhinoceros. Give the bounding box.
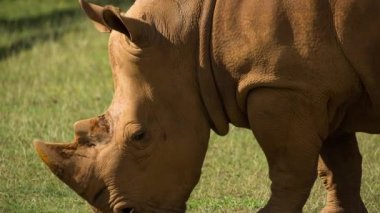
[34,0,380,212]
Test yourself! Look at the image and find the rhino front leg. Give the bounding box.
[247,89,325,213]
[318,133,367,213]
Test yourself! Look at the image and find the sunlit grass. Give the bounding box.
[1,1,379,212]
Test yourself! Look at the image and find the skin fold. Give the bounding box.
[34,0,380,212]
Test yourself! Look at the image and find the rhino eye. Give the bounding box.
[131,131,145,141]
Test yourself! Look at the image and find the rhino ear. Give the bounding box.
[79,0,111,32]
[79,0,145,44]
[101,7,133,39]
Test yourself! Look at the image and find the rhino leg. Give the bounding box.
[247,89,324,213]
[318,133,368,213]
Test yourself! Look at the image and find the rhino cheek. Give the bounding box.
[132,141,206,206]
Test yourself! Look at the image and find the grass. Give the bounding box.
[0,1,379,212]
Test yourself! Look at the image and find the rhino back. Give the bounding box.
[209,0,380,133]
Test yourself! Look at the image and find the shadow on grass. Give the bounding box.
[0,31,70,61]
[0,1,132,61]
[0,8,79,32]
[0,8,81,60]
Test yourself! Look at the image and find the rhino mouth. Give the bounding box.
[114,203,186,213]
[113,204,134,213]
[121,208,134,213]
[111,199,135,213]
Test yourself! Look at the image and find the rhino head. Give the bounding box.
[33,0,222,212]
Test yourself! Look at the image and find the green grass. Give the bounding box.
[0,1,379,212]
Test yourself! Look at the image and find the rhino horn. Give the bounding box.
[33,140,102,203]
[33,140,77,177]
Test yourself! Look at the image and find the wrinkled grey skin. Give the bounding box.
[34,0,380,212]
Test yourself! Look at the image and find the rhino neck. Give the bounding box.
[197,0,229,135]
